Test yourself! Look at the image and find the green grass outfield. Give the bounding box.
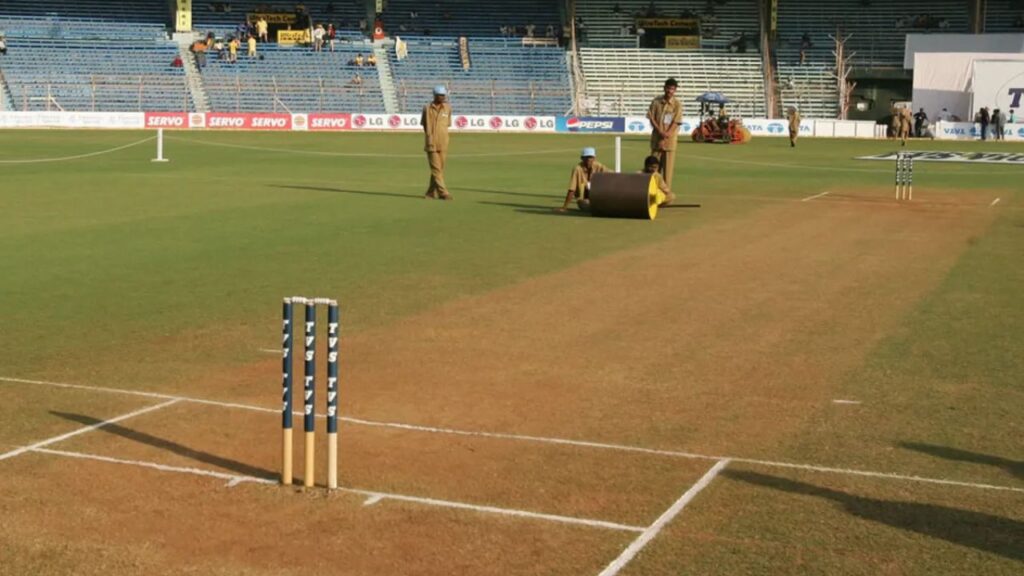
[0,130,1022,574]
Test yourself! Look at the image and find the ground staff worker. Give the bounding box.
[647,78,682,190]
[559,147,606,212]
[422,85,452,200]
[787,107,801,148]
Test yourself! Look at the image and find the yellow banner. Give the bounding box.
[250,12,299,25]
[665,35,701,50]
[277,29,310,44]
[636,18,699,29]
[175,0,192,32]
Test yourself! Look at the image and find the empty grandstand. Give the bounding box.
[575,0,760,52]
[381,0,562,39]
[390,38,572,115]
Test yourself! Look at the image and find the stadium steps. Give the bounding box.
[178,40,209,113]
[373,43,399,114]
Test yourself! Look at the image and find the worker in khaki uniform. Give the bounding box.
[642,155,675,207]
[647,78,682,190]
[787,106,801,148]
[897,106,913,146]
[558,147,606,212]
[422,85,452,200]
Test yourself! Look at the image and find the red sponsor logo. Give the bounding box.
[489,116,503,130]
[455,116,469,129]
[524,117,538,130]
[388,115,402,128]
[352,114,367,128]
[145,112,188,128]
[205,113,292,130]
[308,114,351,130]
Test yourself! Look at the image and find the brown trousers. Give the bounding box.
[651,147,677,190]
[426,150,448,197]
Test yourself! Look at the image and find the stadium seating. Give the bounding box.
[575,0,760,52]
[191,1,366,38]
[0,0,167,24]
[984,0,1024,33]
[775,0,970,67]
[579,48,766,117]
[388,38,572,115]
[777,64,838,119]
[380,0,562,39]
[0,17,167,41]
[201,44,385,113]
[2,38,191,111]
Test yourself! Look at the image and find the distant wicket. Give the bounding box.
[895,152,913,201]
[281,296,340,489]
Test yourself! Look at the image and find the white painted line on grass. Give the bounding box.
[258,349,281,355]
[990,197,1001,207]
[3,376,1023,494]
[832,399,862,405]
[597,459,730,576]
[34,446,642,532]
[0,399,180,462]
[802,191,830,202]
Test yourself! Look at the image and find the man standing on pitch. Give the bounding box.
[787,106,801,148]
[422,86,452,200]
[647,78,682,190]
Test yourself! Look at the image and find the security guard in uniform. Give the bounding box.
[422,85,452,200]
[647,78,682,190]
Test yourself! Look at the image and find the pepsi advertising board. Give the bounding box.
[556,116,626,133]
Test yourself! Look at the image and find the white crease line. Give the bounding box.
[3,376,1022,494]
[802,191,830,202]
[258,349,281,354]
[0,136,156,164]
[832,399,862,405]
[990,197,1001,207]
[32,447,272,486]
[597,459,730,576]
[0,399,180,462]
[33,446,641,532]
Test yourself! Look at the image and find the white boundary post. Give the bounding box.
[615,136,622,172]
[152,128,169,162]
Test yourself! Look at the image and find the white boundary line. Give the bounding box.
[168,136,581,159]
[0,399,179,462]
[597,459,730,576]
[30,446,642,533]
[0,136,156,164]
[802,191,831,202]
[2,376,1022,494]
[990,197,1001,207]
[832,399,862,405]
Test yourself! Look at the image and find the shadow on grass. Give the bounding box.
[453,187,554,200]
[477,200,591,218]
[271,184,420,200]
[725,469,1024,562]
[899,442,1024,480]
[51,411,276,480]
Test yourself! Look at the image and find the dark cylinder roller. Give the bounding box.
[588,173,665,220]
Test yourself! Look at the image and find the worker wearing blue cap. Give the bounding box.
[559,147,606,212]
[422,85,452,200]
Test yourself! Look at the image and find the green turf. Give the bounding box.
[0,130,1021,574]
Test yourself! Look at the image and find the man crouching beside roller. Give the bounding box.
[643,155,676,207]
[558,147,606,212]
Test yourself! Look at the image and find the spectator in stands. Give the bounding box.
[359,18,368,34]
[0,35,7,56]
[422,86,453,201]
[546,24,556,38]
[228,37,239,63]
[992,109,1005,140]
[171,54,183,68]
[313,24,325,51]
[647,78,682,190]
[327,23,336,51]
[729,32,748,53]
[559,147,606,212]
[257,17,269,42]
[351,54,363,66]
[367,53,377,65]
[642,155,675,207]
[191,38,208,69]
[248,34,257,58]
[913,108,927,138]
[799,33,812,65]
[979,107,990,140]
[350,73,363,85]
